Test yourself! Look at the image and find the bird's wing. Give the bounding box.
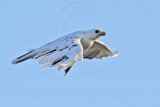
[83,40,118,59]
[34,37,83,73]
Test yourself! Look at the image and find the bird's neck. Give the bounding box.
[80,38,94,50]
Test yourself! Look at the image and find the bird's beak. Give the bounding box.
[99,31,106,36]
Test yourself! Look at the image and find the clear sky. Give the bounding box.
[0,0,160,107]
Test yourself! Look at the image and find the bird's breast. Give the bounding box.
[80,39,93,50]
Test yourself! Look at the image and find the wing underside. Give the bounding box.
[83,41,118,59]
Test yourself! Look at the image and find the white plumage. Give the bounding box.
[12,29,118,75]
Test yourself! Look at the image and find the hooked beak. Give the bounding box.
[98,31,106,36]
[101,31,106,36]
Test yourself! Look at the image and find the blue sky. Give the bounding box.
[0,0,160,107]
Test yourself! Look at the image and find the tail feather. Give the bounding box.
[11,50,36,64]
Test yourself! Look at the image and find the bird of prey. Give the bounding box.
[12,29,119,76]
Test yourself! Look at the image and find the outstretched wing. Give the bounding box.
[83,41,118,59]
[34,37,83,74]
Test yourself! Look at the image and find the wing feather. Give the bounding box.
[35,38,83,70]
[83,41,118,59]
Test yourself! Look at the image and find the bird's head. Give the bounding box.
[83,29,106,40]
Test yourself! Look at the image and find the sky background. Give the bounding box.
[0,0,160,107]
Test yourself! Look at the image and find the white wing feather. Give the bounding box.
[83,40,119,59]
[34,37,83,69]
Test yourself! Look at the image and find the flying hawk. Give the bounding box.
[12,29,119,76]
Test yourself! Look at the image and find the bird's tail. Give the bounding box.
[11,49,36,64]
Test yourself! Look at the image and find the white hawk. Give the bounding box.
[12,29,119,75]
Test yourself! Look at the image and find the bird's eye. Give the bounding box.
[95,30,100,33]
